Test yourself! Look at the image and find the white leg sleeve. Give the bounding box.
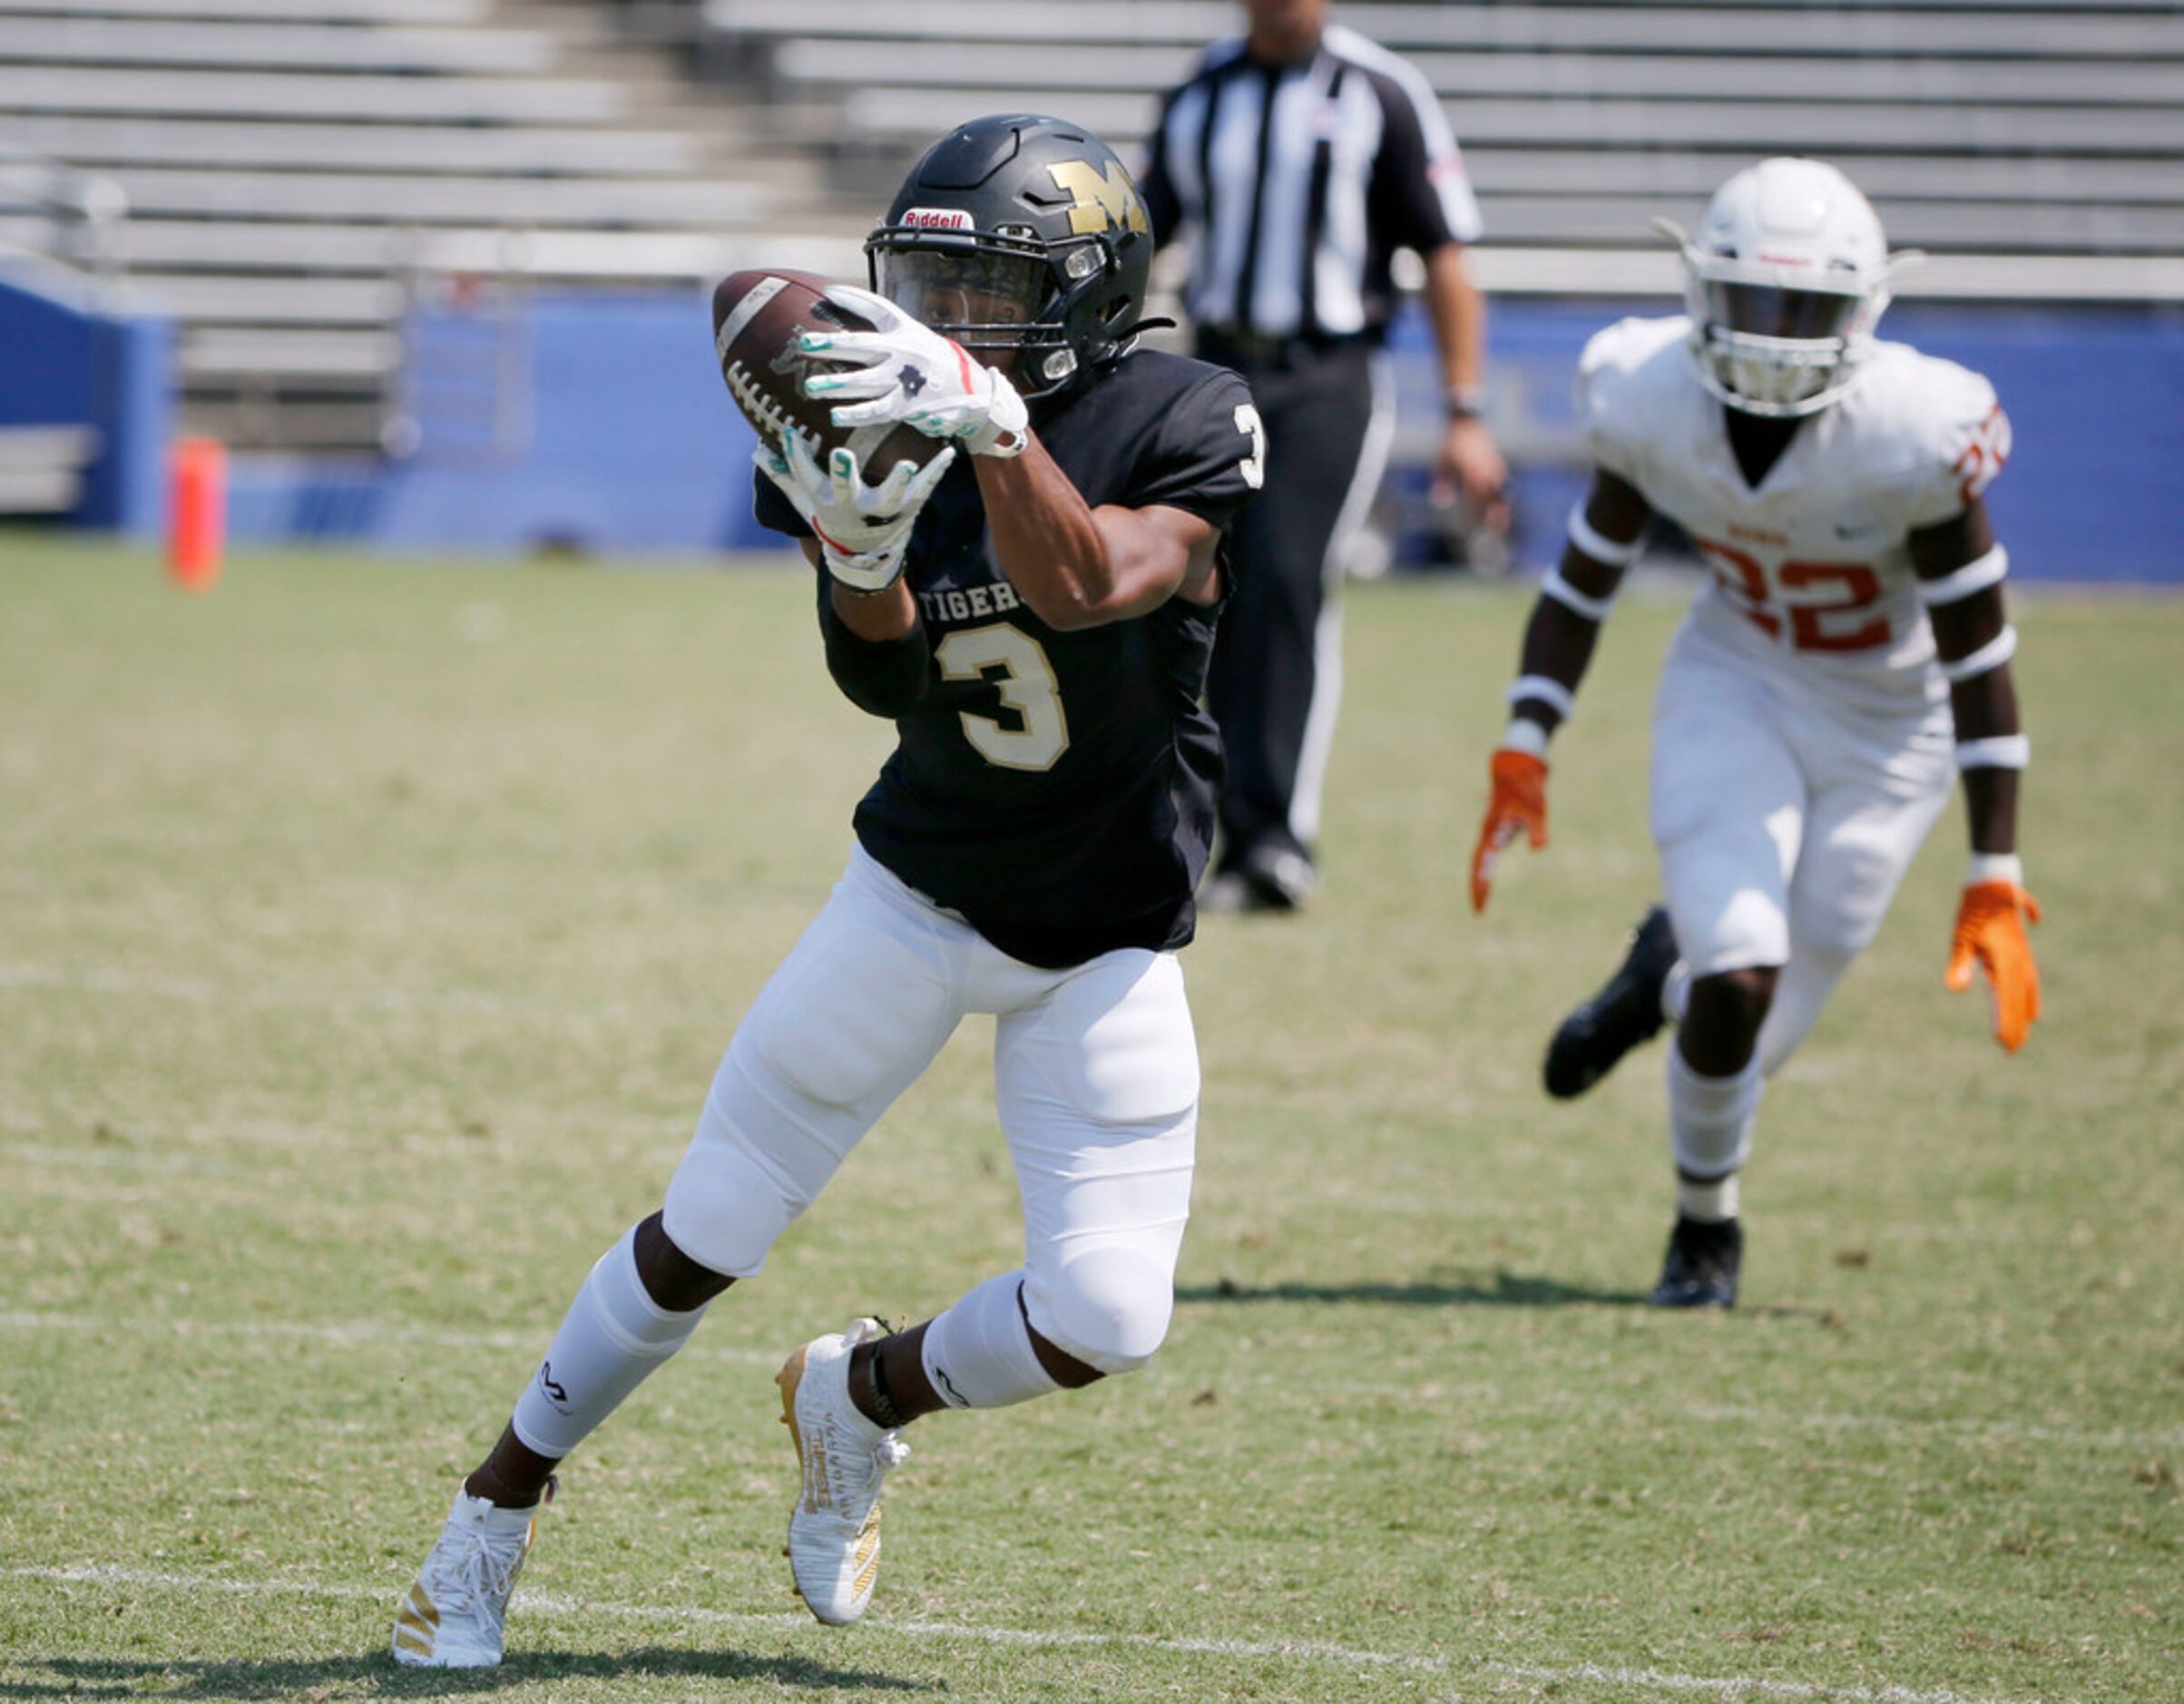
[509,1226,708,1459]
[920,1269,1060,1411]
[1666,1045,1764,1184]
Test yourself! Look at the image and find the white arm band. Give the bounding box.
[1966,851,2024,886]
[1566,505,1642,568]
[1915,544,2009,607]
[1506,673,1577,722]
[1938,623,2017,683]
[1955,734,2030,770]
[1540,564,1617,622]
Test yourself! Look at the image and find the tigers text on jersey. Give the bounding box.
[756,348,1261,969]
[1578,316,2011,711]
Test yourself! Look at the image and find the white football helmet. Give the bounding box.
[1660,157,1911,418]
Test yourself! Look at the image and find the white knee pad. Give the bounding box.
[1024,1244,1175,1377]
[660,1072,821,1280]
[1667,1047,1764,1181]
[921,1270,1059,1410]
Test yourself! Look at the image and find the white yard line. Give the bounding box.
[0,1563,2019,1704]
[3,1310,2175,1448]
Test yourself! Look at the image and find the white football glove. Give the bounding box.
[798,282,1031,459]
[756,429,955,593]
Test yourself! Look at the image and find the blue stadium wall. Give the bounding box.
[0,272,171,536]
[221,289,2180,583]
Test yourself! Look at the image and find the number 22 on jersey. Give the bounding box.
[1696,536,1889,653]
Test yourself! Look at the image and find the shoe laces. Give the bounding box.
[448,1526,524,1617]
[438,1484,547,1616]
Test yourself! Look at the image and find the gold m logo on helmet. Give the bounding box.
[1048,160,1148,237]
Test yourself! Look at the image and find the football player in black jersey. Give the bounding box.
[391,114,1263,1666]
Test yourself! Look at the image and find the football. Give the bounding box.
[710,268,936,480]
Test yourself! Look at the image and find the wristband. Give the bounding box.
[1916,544,2008,607]
[1506,673,1576,722]
[1566,505,1642,568]
[1939,623,2018,683]
[1498,717,1551,759]
[1966,851,2024,887]
[1955,734,2030,770]
[1446,384,1487,421]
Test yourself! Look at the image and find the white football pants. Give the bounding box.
[1649,616,1955,1075]
[661,845,1198,1375]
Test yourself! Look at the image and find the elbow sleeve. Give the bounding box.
[823,615,930,718]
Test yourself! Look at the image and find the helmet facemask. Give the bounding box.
[867,226,1135,399]
[1676,240,1891,417]
[1656,159,1915,420]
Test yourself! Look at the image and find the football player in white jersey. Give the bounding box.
[1468,157,2041,1308]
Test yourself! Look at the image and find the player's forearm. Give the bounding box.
[1923,571,2026,860]
[975,438,1175,629]
[1510,585,1607,736]
[1951,664,2022,857]
[823,576,930,718]
[1423,244,1486,397]
[1498,506,1634,745]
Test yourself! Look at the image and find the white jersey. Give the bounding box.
[1579,316,2011,712]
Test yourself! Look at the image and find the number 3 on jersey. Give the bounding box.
[935,624,1070,770]
[1234,404,1266,489]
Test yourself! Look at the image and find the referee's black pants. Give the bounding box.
[1200,335,1390,880]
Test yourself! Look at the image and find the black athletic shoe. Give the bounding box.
[1650,1214,1742,1309]
[1543,906,1678,1099]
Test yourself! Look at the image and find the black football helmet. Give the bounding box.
[866,113,1156,400]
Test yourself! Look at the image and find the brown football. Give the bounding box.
[711,268,935,480]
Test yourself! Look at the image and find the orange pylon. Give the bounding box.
[168,436,227,591]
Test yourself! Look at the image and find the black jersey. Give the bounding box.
[756,348,1260,968]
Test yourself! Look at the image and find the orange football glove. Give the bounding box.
[1470,749,1548,913]
[1945,879,2042,1052]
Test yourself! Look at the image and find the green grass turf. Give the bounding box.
[0,536,2176,1702]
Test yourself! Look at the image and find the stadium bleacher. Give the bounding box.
[0,0,859,452]
[5,0,2181,459]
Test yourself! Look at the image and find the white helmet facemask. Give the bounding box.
[1659,158,1915,418]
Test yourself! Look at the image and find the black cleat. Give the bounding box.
[1543,906,1678,1099]
[1650,1214,1742,1309]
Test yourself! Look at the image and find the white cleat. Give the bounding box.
[390,1478,553,1668]
[778,1317,911,1625]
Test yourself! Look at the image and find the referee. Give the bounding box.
[1143,0,1507,912]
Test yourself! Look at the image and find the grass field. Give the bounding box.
[1,538,2177,1703]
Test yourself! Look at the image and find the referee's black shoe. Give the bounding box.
[1201,843,1317,915]
[1542,906,1678,1099]
[1650,1214,1741,1309]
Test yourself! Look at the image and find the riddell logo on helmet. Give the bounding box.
[901,207,975,231]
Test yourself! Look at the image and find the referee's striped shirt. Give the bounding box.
[1141,24,1484,344]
